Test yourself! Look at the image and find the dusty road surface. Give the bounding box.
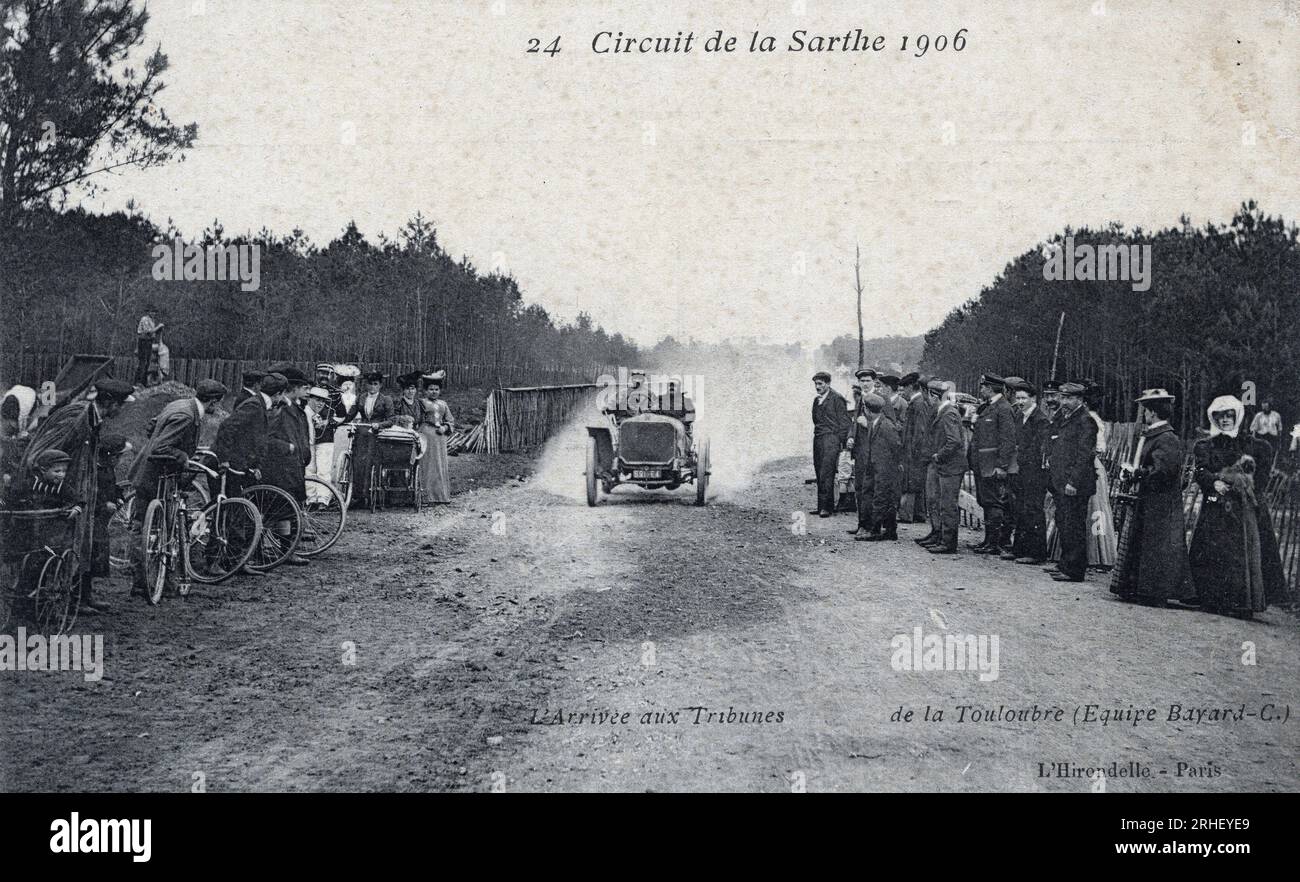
[2,449,1297,793]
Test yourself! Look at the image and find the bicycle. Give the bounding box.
[0,508,80,635]
[190,447,302,572]
[299,475,347,558]
[139,457,263,604]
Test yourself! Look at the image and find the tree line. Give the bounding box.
[0,206,640,382]
[919,202,1300,436]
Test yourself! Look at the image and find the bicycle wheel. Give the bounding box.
[299,477,346,558]
[243,484,302,571]
[187,497,262,584]
[34,549,79,635]
[140,497,173,605]
[107,494,136,574]
[335,451,354,508]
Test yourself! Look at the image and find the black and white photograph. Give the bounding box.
[1,0,1298,855]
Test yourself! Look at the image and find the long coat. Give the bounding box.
[864,415,901,501]
[127,398,202,495]
[214,394,275,474]
[1046,405,1097,497]
[903,393,934,491]
[1110,423,1194,602]
[1015,405,1051,490]
[929,403,966,477]
[971,395,1017,477]
[1188,433,1287,612]
[263,402,312,501]
[18,398,102,562]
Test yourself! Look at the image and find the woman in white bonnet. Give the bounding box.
[1187,394,1287,617]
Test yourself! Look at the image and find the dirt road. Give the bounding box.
[2,452,1297,792]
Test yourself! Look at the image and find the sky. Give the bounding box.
[87,0,1300,349]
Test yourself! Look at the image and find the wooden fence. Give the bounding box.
[477,385,600,453]
[0,351,609,394]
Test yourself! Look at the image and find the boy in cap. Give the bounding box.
[856,393,901,541]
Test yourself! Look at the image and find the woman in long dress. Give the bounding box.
[1084,404,1118,569]
[418,377,453,504]
[1188,395,1287,618]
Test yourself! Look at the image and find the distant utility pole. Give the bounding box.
[855,243,865,369]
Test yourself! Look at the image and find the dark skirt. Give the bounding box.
[1189,494,1266,614]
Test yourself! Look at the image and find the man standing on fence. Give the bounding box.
[134,311,163,387]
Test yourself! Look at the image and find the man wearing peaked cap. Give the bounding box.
[93,378,136,403]
[195,379,228,401]
[846,387,876,535]
[1045,380,1097,582]
[969,372,1017,554]
[811,371,850,518]
[236,369,267,405]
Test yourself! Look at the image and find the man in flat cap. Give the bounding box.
[877,374,904,425]
[811,372,850,518]
[922,379,966,555]
[1045,381,1097,582]
[235,368,267,406]
[126,378,228,595]
[968,373,1017,554]
[1004,378,1050,564]
[19,376,135,611]
[899,372,931,523]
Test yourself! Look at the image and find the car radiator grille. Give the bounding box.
[619,422,676,464]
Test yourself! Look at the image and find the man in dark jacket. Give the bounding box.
[1110,389,1194,605]
[811,371,850,518]
[1046,382,1098,581]
[1005,378,1050,564]
[233,369,266,406]
[923,380,967,555]
[899,372,931,523]
[857,393,902,541]
[127,379,227,595]
[969,373,1017,554]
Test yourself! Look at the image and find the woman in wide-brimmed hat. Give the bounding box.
[1110,389,1195,606]
[1187,395,1287,617]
